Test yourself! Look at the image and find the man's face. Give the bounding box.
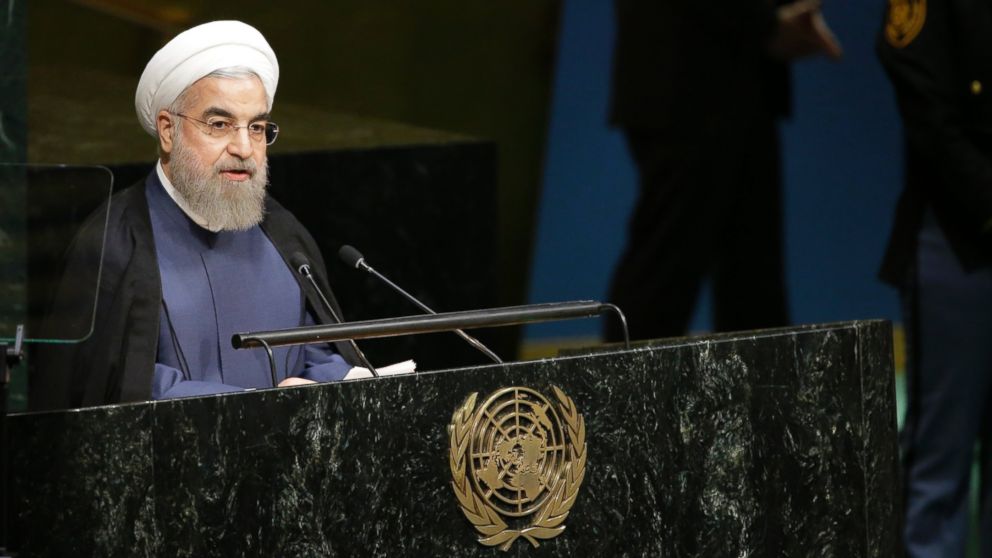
[161,75,271,231]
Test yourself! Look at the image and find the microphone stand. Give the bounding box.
[356,260,502,364]
[1,325,24,558]
[337,246,503,364]
[296,263,378,377]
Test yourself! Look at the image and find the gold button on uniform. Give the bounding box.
[972,80,983,95]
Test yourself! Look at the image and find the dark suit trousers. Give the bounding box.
[605,117,788,342]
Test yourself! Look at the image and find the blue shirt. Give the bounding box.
[145,174,350,399]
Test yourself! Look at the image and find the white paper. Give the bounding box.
[344,359,416,380]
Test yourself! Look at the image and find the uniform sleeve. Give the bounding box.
[877,0,992,234]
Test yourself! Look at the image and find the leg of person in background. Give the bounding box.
[902,213,992,558]
[605,127,730,342]
[711,117,788,333]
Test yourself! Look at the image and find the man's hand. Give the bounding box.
[768,0,843,61]
[278,377,317,388]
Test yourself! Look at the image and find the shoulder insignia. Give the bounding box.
[885,0,926,48]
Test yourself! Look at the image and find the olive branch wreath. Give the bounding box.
[448,386,586,551]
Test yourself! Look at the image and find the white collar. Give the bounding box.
[156,160,223,233]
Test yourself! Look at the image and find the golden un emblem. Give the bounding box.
[885,0,926,48]
[448,386,587,551]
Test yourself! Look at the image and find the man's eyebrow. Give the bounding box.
[201,107,234,119]
[200,107,270,122]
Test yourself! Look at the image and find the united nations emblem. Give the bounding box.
[448,386,587,551]
[885,0,926,48]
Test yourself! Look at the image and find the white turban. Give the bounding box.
[134,20,279,137]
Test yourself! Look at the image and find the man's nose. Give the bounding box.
[226,126,254,158]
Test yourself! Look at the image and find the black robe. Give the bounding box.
[30,175,359,411]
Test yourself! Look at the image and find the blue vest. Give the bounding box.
[146,174,343,396]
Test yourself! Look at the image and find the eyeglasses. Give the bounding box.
[172,112,280,145]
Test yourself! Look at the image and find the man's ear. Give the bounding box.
[157,110,175,155]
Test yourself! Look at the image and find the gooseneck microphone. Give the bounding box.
[290,253,379,377]
[338,245,503,364]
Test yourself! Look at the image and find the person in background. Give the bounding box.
[604,0,841,342]
[878,0,992,554]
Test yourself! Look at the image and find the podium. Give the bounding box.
[6,320,900,556]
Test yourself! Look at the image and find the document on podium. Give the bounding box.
[344,359,416,380]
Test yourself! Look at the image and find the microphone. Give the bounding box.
[338,245,503,364]
[290,252,379,377]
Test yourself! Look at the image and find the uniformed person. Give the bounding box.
[878,0,992,555]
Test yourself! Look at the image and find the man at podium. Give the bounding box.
[31,21,362,410]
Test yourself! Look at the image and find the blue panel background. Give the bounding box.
[526,0,903,340]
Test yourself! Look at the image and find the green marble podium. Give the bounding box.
[7,320,900,556]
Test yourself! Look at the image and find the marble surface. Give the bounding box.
[8,320,900,556]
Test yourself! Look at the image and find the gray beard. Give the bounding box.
[169,138,268,231]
